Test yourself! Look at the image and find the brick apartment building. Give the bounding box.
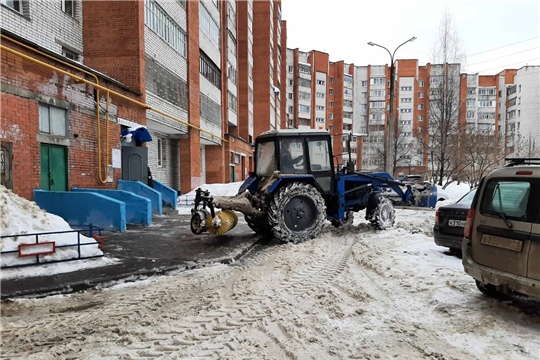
[285,49,540,177]
[1,0,286,199]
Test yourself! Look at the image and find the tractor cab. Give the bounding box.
[255,129,335,194]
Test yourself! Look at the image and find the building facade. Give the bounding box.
[1,0,287,199]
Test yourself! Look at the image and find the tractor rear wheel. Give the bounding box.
[268,183,326,243]
[367,197,395,230]
[244,214,272,236]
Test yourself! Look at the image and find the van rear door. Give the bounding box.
[527,193,540,280]
[472,178,534,276]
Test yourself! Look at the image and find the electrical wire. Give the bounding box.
[467,36,539,57]
[467,47,539,66]
[475,58,540,73]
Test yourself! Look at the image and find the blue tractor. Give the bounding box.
[190,129,419,243]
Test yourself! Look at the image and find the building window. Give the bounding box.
[157,138,163,167]
[288,106,293,113]
[145,0,187,56]
[227,62,237,85]
[227,1,235,23]
[288,92,293,100]
[62,47,78,61]
[199,2,220,48]
[329,113,333,120]
[146,56,189,110]
[299,105,310,113]
[362,81,368,87]
[228,92,238,113]
[200,94,221,126]
[329,88,334,95]
[298,78,311,88]
[370,77,385,85]
[418,115,424,121]
[418,80,425,87]
[317,80,325,85]
[330,77,334,84]
[299,64,311,74]
[344,74,353,84]
[478,100,495,107]
[466,99,476,107]
[227,30,236,55]
[344,100,353,107]
[39,104,67,136]
[299,91,310,100]
[316,117,324,123]
[316,92,325,98]
[288,79,293,86]
[400,109,412,113]
[430,76,444,85]
[62,0,75,17]
[329,101,333,108]
[361,104,367,110]
[370,89,384,97]
[200,50,221,87]
[361,92,367,99]
[4,0,23,13]
[400,86,412,91]
[401,98,412,103]
[288,65,293,73]
[466,111,475,119]
[518,109,521,117]
[316,105,325,111]
[177,0,186,8]
[418,92,424,98]
[478,88,496,95]
[417,104,424,110]
[370,101,385,109]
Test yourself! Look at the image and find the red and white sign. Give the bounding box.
[18,242,56,257]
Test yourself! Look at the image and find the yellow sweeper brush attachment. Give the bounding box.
[206,210,239,235]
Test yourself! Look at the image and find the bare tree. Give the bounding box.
[462,128,506,189]
[423,9,467,186]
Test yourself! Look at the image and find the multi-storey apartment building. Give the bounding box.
[1,0,286,198]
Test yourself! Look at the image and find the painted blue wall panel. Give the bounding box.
[117,180,162,215]
[34,190,126,232]
[153,180,178,210]
[72,189,152,226]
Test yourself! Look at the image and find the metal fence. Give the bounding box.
[1,224,105,269]
[177,195,196,207]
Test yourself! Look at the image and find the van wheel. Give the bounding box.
[475,280,502,298]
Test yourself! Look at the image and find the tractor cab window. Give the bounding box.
[256,141,277,176]
[280,138,305,174]
[308,140,331,172]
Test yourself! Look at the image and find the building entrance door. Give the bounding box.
[40,144,68,191]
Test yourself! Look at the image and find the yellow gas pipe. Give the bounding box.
[1,42,227,184]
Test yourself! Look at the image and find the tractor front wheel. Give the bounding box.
[268,183,326,243]
[367,197,395,230]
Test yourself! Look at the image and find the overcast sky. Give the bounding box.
[282,1,539,75]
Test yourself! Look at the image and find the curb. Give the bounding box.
[1,235,265,300]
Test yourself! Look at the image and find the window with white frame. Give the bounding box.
[418,115,424,121]
[329,101,333,108]
[466,99,476,107]
[418,103,424,110]
[298,78,311,87]
[62,0,75,17]
[227,30,236,55]
[401,98,412,103]
[4,0,23,13]
[370,113,385,121]
[299,91,310,100]
[145,0,187,56]
[478,88,496,95]
[478,112,495,120]
[316,92,325,98]
[344,100,353,107]
[361,80,368,87]
[400,108,412,113]
[157,138,163,167]
[288,105,293,113]
[330,77,334,84]
[288,92,293,100]
[317,80,325,85]
[466,111,475,119]
[299,63,311,74]
[430,75,444,84]
[316,105,325,111]
[228,92,238,113]
[418,92,424,98]
[344,89,352,95]
[39,104,67,136]
[288,65,293,73]
[329,113,333,120]
[62,47,78,61]
[227,62,237,85]
[344,74,353,84]
[370,89,385,97]
[467,87,476,95]
[370,77,385,85]
[316,117,324,123]
[198,2,220,48]
[400,86,412,91]
[248,86,253,103]
[360,115,367,122]
[479,100,495,107]
[418,80,425,87]
[329,88,334,95]
[361,92,367,99]
[288,79,293,86]
[370,101,385,109]
[361,104,368,110]
[299,105,310,113]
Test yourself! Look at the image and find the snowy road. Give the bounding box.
[1,209,539,359]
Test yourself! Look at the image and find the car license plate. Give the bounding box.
[480,234,523,252]
[448,219,466,227]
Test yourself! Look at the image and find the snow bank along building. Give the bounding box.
[1,0,287,200]
[285,49,540,177]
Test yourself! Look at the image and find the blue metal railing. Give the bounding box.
[1,224,105,269]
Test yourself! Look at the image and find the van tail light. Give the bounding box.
[464,208,475,239]
[435,211,440,226]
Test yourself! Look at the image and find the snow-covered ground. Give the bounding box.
[2,209,538,359]
[0,185,109,278]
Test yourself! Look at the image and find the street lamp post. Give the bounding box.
[367,37,416,176]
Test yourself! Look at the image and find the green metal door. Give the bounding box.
[230,166,235,182]
[40,144,68,191]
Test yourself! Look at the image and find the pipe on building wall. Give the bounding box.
[1,43,228,185]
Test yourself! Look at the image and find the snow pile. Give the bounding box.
[178,181,244,214]
[0,185,103,268]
